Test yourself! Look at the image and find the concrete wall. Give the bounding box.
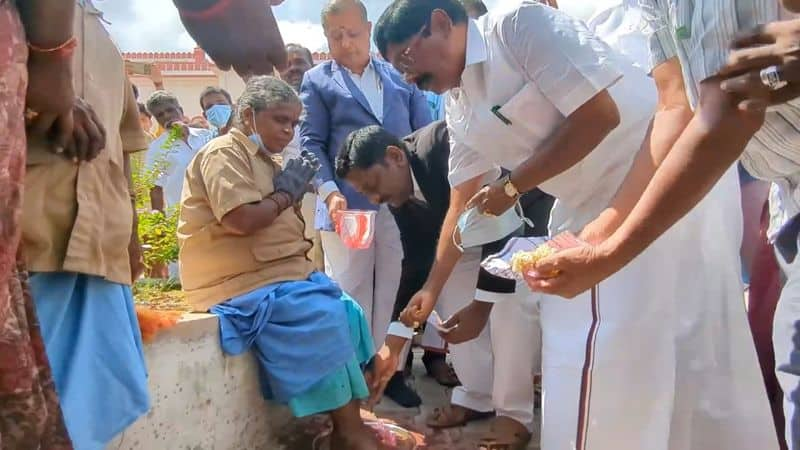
[132,74,240,119]
[107,314,294,450]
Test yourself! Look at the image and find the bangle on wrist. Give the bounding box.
[270,191,291,210]
[178,0,235,20]
[265,196,285,212]
[28,36,78,59]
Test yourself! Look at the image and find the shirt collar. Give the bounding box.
[464,18,488,68]
[342,57,377,78]
[411,169,421,194]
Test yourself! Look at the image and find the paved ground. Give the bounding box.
[277,350,540,449]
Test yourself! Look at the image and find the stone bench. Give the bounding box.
[107,314,294,450]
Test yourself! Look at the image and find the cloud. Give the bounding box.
[277,21,328,52]
[101,0,611,52]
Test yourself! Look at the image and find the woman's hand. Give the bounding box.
[274,152,319,203]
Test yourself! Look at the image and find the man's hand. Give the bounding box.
[399,288,438,329]
[326,191,348,223]
[439,300,493,344]
[176,0,288,79]
[364,343,399,410]
[63,98,106,162]
[720,18,800,110]
[524,242,622,299]
[465,181,516,217]
[26,52,75,148]
[149,63,165,90]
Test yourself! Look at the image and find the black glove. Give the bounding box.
[300,149,321,172]
[273,152,319,204]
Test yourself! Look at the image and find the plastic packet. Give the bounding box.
[480,232,582,280]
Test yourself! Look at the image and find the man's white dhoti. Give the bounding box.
[436,248,540,431]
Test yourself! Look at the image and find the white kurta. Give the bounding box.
[446,3,776,449]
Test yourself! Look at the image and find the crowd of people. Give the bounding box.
[4,0,800,449]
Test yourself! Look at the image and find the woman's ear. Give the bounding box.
[240,106,252,129]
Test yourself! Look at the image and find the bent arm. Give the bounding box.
[582,58,694,238]
[508,89,620,193]
[422,174,485,296]
[220,193,292,236]
[604,77,765,266]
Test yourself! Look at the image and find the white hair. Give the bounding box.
[235,76,301,123]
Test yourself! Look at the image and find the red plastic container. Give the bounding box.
[336,210,377,249]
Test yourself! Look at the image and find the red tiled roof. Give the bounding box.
[123,48,333,72]
[122,47,215,72]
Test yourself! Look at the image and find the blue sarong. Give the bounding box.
[29,273,150,450]
[211,271,374,416]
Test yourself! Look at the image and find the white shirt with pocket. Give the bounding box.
[145,127,214,209]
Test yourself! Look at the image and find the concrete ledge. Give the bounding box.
[107,314,293,450]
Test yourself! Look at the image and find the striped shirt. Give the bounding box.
[639,0,800,222]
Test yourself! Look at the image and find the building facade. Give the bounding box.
[124,48,331,118]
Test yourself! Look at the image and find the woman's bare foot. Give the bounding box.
[330,400,388,449]
[331,423,385,450]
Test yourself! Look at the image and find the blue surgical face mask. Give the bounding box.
[453,202,533,251]
[205,104,232,129]
[248,109,264,150]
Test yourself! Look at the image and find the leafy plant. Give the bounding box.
[131,133,180,272]
[161,123,184,150]
[138,207,179,269]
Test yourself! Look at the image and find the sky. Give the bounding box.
[99,0,616,53]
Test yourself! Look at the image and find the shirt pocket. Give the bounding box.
[469,83,563,154]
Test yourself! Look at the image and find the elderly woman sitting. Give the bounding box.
[178,76,381,449]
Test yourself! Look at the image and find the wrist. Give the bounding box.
[28,37,77,61]
[421,280,443,299]
[319,181,340,203]
[597,233,633,270]
[385,334,408,355]
[504,173,524,198]
[579,210,620,245]
[269,191,292,210]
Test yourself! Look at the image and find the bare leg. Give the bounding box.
[329,400,381,450]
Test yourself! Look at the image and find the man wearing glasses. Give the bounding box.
[373,0,775,448]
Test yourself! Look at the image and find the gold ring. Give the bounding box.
[413,321,420,329]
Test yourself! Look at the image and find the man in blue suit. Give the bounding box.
[300,0,435,407]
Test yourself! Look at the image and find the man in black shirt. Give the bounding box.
[336,122,546,442]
